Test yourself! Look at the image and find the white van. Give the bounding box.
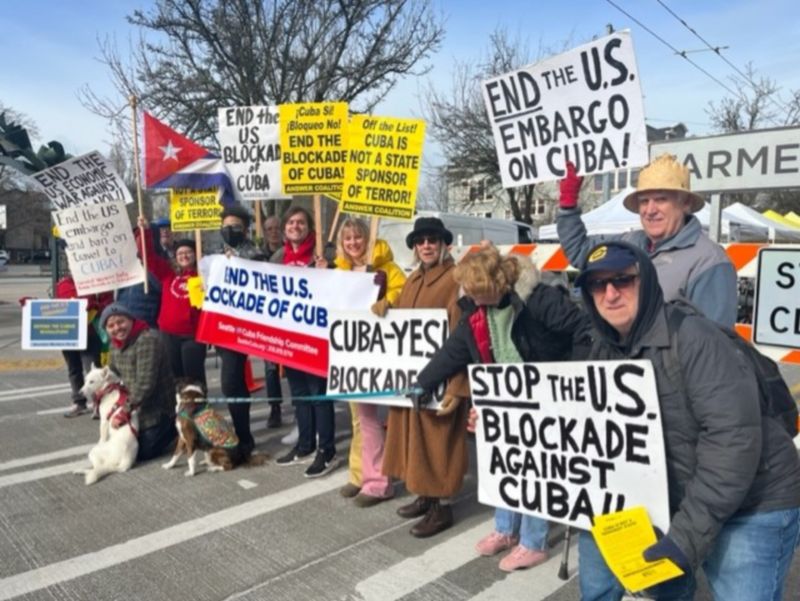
[379,211,535,272]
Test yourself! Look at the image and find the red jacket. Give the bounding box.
[137,228,199,336]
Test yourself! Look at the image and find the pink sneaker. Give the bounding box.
[498,545,549,572]
[475,531,519,556]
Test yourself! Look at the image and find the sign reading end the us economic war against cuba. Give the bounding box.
[218,105,285,201]
[196,257,378,377]
[482,31,648,187]
[341,116,425,220]
[470,360,670,533]
[327,309,448,408]
[170,188,221,231]
[279,102,348,195]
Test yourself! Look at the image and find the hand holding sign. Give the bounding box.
[559,161,583,209]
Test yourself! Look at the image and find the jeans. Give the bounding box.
[579,507,800,601]
[285,367,334,457]
[219,347,253,454]
[62,328,103,405]
[136,416,177,462]
[264,360,282,410]
[495,509,549,550]
[163,333,207,387]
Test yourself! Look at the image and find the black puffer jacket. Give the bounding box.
[417,257,593,391]
[582,240,800,571]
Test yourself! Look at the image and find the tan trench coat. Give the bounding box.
[382,258,470,497]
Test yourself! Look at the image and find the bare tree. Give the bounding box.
[81,0,444,148]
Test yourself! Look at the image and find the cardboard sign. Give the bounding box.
[327,309,448,407]
[482,31,647,187]
[30,151,134,210]
[279,102,348,195]
[218,106,285,201]
[651,126,800,193]
[22,299,87,350]
[340,116,425,220]
[754,247,800,349]
[169,188,221,231]
[52,199,145,295]
[471,359,670,533]
[196,256,378,377]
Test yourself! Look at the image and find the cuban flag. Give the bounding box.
[143,112,235,205]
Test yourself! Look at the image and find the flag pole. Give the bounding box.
[129,95,149,294]
[313,194,323,257]
[367,216,379,267]
[327,200,342,244]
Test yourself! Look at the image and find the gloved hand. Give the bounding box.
[373,269,388,300]
[558,161,583,209]
[406,388,432,411]
[643,532,691,575]
[436,394,462,417]
[371,298,390,317]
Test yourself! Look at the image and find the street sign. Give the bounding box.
[754,247,800,349]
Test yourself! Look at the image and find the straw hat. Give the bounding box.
[623,153,705,213]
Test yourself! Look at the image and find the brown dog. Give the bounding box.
[162,379,267,476]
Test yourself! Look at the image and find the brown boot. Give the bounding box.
[410,500,453,538]
[396,496,432,519]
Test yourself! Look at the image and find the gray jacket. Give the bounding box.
[557,209,737,328]
[584,242,800,571]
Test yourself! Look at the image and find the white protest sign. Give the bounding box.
[52,199,145,295]
[651,126,800,193]
[30,151,135,210]
[327,309,449,408]
[483,31,647,187]
[196,256,379,377]
[218,106,286,201]
[471,360,670,533]
[754,247,800,349]
[22,299,87,350]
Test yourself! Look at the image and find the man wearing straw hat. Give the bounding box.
[557,154,737,328]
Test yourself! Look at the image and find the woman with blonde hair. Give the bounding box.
[332,217,406,506]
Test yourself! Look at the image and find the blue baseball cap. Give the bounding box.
[575,244,638,288]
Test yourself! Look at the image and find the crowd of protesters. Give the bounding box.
[47,153,799,600]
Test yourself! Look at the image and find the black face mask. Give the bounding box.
[221,225,245,247]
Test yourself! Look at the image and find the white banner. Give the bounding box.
[52,199,145,295]
[327,309,449,408]
[30,151,134,210]
[754,248,800,348]
[483,31,648,187]
[218,106,285,201]
[471,360,670,532]
[651,126,800,193]
[197,256,379,377]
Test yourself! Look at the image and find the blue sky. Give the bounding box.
[2,0,799,160]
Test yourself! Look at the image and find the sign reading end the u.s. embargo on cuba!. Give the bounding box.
[754,247,800,349]
[471,360,670,533]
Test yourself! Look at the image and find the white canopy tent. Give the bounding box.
[538,188,800,242]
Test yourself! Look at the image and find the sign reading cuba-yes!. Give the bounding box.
[482,31,647,187]
[471,360,670,533]
[196,257,379,377]
[754,248,800,349]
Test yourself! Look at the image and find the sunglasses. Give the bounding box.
[585,273,638,294]
[413,235,440,246]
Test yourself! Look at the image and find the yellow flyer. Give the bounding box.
[279,102,348,195]
[170,188,221,231]
[591,506,684,593]
[341,115,424,221]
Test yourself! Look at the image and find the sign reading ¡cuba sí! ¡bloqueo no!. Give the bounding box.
[470,359,670,533]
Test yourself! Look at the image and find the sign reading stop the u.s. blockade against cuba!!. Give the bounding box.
[22,299,87,350]
[470,359,670,533]
[327,309,448,408]
[279,102,348,195]
[340,116,425,220]
[196,256,379,377]
[753,247,800,349]
[218,105,284,201]
[52,199,145,295]
[30,151,135,210]
[482,31,647,187]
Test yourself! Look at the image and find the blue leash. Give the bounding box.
[205,388,423,404]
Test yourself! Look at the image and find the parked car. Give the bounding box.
[0,250,9,263]
[23,250,51,263]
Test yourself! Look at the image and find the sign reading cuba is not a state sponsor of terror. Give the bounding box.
[471,360,670,533]
[196,257,378,377]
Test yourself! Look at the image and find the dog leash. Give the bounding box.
[204,388,423,404]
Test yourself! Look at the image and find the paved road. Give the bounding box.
[1,274,798,600]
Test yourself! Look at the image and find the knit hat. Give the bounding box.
[174,239,195,253]
[623,153,705,213]
[100,302,135,328]
[405,217,454,249]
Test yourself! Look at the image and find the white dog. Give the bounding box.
[73,364,139,485]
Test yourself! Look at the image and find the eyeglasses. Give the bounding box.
[585,273,638,294]
[413,235,440,246]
